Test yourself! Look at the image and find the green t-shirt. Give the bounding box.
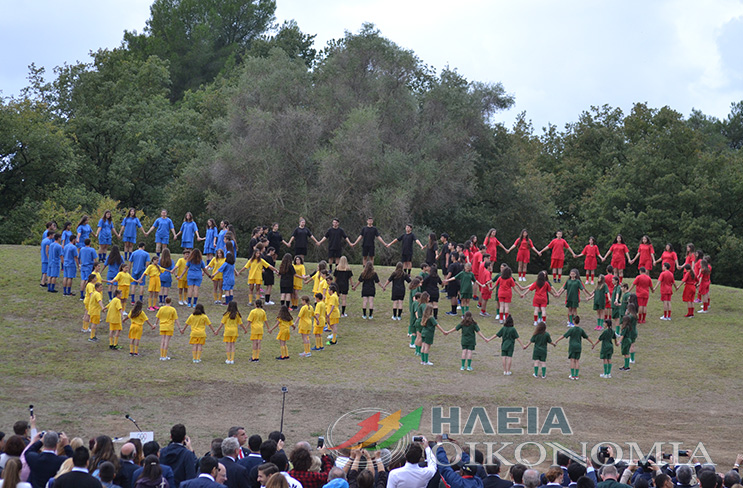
[598,328,616,356]
[619,292,630,316]
[414,301,425,326]
[454,271,476,296]
[611,286,623,310]
[456,321,480,348]
[593,284,609,308]
[563,279,585,303]
[620,317,637,342]
[496,326,519,350]
[530,332,552,356]
[422,316,438,335]
[563,327,589,354]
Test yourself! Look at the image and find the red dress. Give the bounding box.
[681,270,697,302]
[514,238,534,263]
[637,243,655,270]
[484,236,501,262]
[609,243,629,270]
[661,251,678,273]
[582,244,599,271]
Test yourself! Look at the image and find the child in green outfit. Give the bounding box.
[488,315,525,375]
[593,318,619,378]
[556,269,587,327]
[442,311,489,371]
[554,316,595,380]
[592,275,610,331]
[522,321,556,378]
[419,304,448,366]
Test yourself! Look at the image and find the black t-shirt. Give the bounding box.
[267,231,283,252]
[360,226,380,247]
[359,272,380,296]
[387,273,412,297]
[398,233,417,255]
[279,265,296,288]
[262,254,275,278]
[333,269,353,288]
[425,243,437,265]
[325,227,348,251]
[422,273,442,295]
[249,237,259,254]
[447,262,464,279]
[291,227,313,248]
[438,243,449,269]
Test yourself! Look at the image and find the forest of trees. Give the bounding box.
[2,0,743,285]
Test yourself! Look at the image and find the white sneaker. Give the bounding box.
[425,361,434,366]
[267,301,275,305]
[505,371,512,376]
[606,374,612,378]
[600,373,606,378]
[499,319,504,324]
[461,366,465,371]
[299,352,306,357]
[585,280,590,284]
[533,321,538,326]
[225,359,231,364]
[698,309,707,313]
[533,373,538,378]
[165,357,171,360]
[569,375,575,379]
[327,334,333,339]
[342,313,348,317]
[409,343,416,348]
[630,359,635,364]
[178,300,184,305]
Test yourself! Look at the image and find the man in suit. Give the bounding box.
[484,456,514,488]
[53,446,102,488]
[596,465,631,488]
[25,431,73,488]
[237,435,263,473]
[510,464,528,488]
[114,442,139,488]
[228,427,250,459]
[181,456,227,488]
[219,437,250,488]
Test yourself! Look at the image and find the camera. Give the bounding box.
[317,437,324,448]
[442,434,449,440]
[413,436,423,442]
[281,386,288,393]
[639,457,654,470]
[678,450,689,457]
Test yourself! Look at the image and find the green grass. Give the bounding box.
[1,244,741,466]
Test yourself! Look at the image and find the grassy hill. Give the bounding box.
[1,245,740,467]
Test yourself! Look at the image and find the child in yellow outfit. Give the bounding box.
[105,289,125,349]
[292,256,307,309]
[246,299,268,362]
[309,295,322,351]
[238,250,278,304]
[82,274,99,332]
[214,301,248,364]
[174,249,190,305]
[122,300,154,356]
[326,284,341,345]
[108,263,134,310]
[87,282,105,342]
[180,303,214,363]
[207,249,226,304]
[155,297,180,360]
[269,305,295,360]
[143,256,163,311]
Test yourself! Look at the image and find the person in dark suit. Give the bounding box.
[180,456,227,488]
[25,431,73,488]
[509,464,528,488]
[237,436,263,473]
[219,438,250,488]
[114,442,139,488]
[53,446,103,488]
[160,424,198,488]
[227,428,250,459]
[484,456,514,488]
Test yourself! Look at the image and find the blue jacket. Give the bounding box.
[436,447,484,488]
[160,442,197,488]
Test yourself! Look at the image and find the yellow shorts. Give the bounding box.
[109,322,122,331]
[119,286,130,299]
[128,325,143,340]
[189,336,206,345]
[148,279,161,293]
[299,326,312,335]
[178,279,188,289]
[248,279,262,285]
[160,330,173,336]
[250,333,263,341]
[277,331,290,341]
[223,335,237,343]
[313,327,324,335]
[329,317,339,326]
[90,315,101,325]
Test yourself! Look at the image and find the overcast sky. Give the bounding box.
[2,0,742,131]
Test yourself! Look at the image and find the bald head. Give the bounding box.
[295,441,311,452]
[120,442,136,460]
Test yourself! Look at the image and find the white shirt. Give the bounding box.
[387,447,437,488]
[282,471,303,488]
[198,474,216,481]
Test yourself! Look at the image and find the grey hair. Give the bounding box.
[221,437,240,457]
[601,465,618,479]
[42,432,59,449]
[524,469,541,488]
[379,448,392,468]
[328,467,346,481]
[295,441,311,452]
[676,465,693,485]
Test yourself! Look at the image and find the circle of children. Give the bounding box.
[38,211,713,379]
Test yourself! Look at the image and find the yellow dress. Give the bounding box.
[248,308,267,340]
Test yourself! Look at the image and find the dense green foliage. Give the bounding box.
[2,1,743,285]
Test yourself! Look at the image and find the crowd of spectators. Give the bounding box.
[1,419,741,488]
